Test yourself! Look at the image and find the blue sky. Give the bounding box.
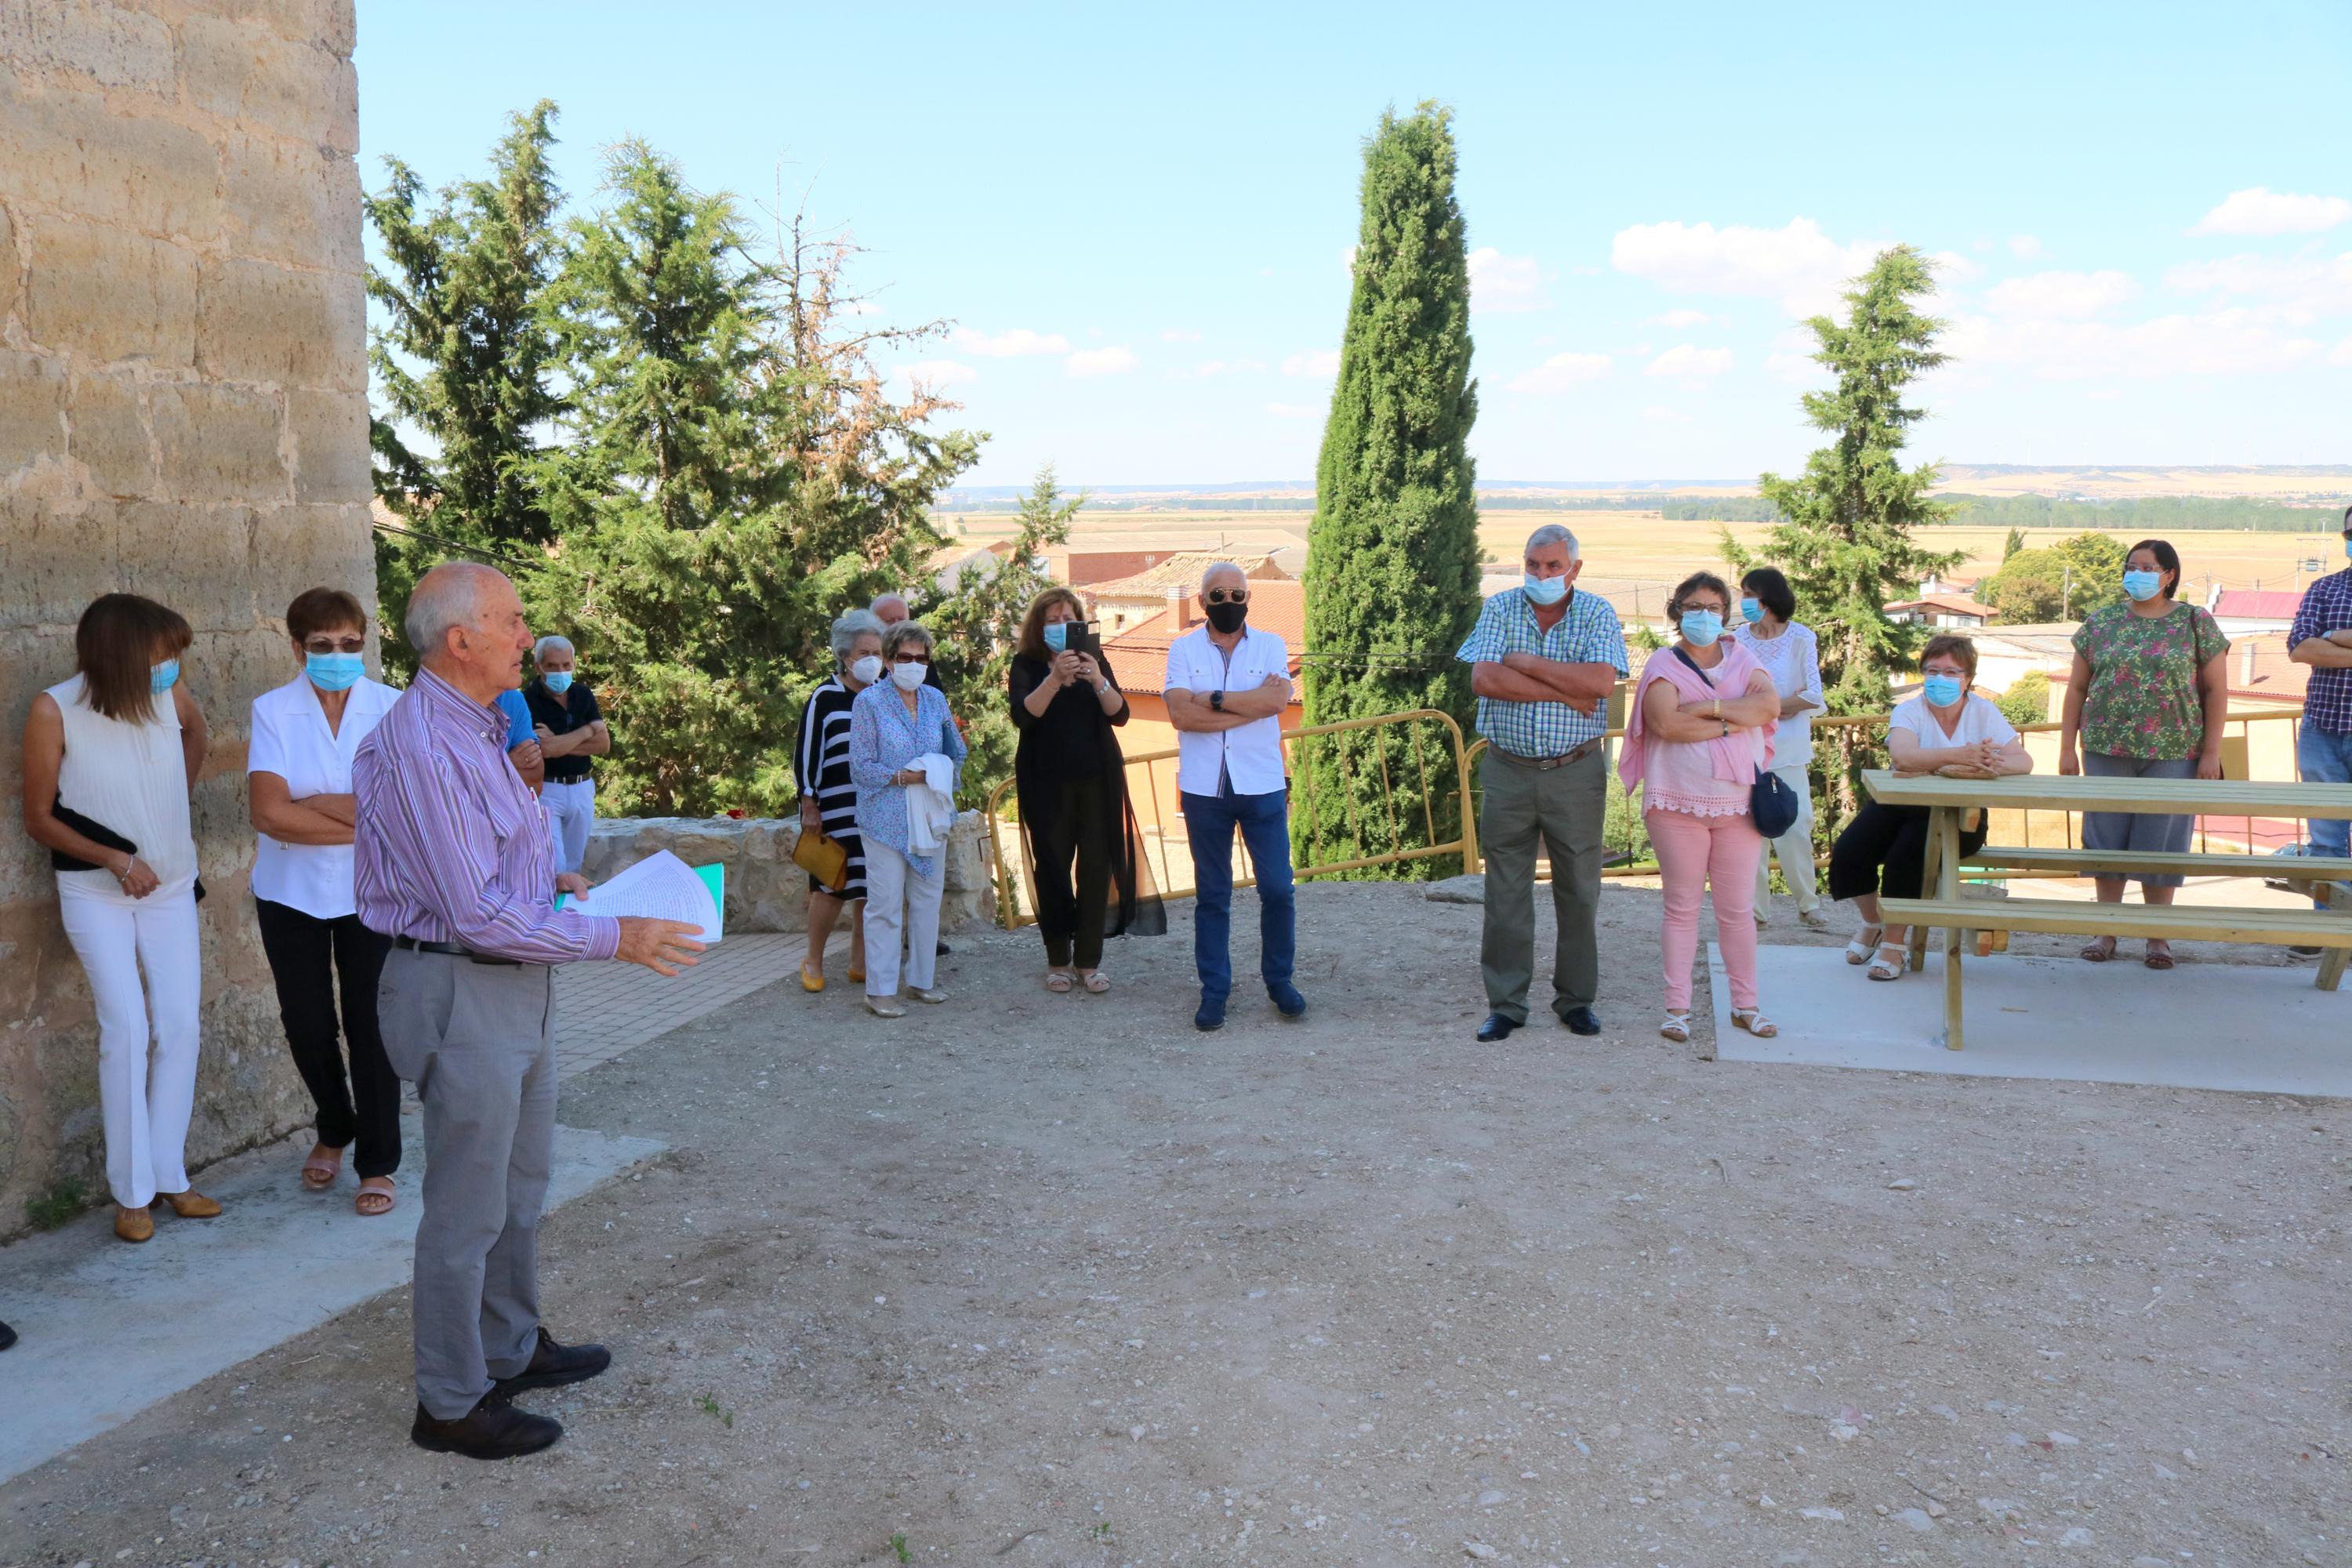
[355,1,2351,488]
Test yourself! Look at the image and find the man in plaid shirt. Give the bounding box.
[1456,524,1629,1042]
[2288,503,2352,882]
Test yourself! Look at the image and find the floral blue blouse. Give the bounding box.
[848,681,967,880]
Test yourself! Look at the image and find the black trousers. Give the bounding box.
[1033,776,1113,969]
[254,898,400,1178]
[1827,801,1987,903]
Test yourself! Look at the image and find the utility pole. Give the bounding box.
[2062,564,2072,620]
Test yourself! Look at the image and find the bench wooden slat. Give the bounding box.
[1863,769,2352,818]
[1960,847,2352,880]
[1878,897,2352,948]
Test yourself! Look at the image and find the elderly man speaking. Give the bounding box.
[357,563,705,1460]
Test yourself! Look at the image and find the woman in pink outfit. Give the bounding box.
[1620,572,1784,1043]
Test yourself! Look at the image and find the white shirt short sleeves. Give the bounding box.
[1163,626,1290,797]
[1887,692,2017,753]
[249,675,399,918]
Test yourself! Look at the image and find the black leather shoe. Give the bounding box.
[411,1397,562,1460]
[1559,1006,1602,1036]
[490,1327,612,1398]
[0,1319,16,1352]
[935,939,952,957]
[1475,1012,1519,1042]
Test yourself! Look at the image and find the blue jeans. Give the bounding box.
[2299,722,2352,906]
[1182,787,1295,1001]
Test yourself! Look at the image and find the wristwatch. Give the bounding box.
[1210,690,1225,713]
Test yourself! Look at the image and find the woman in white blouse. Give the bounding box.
[248,589,403,1215]
[1733,568,1828,929]
[19,594,215,1243]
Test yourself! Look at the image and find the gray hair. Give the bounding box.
[404,561,508,662]
[1200,560,1247,592]
[829,608,885,662]
[532,633,574,662]
[1524,523,1579,559]
[881,620,935,661]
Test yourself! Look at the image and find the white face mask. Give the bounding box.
[888,659,928,692]
[849,655,884,687]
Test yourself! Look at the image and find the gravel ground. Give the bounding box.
[4,881,2347,1568]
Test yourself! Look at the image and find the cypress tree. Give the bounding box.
[1294,101,1482,878]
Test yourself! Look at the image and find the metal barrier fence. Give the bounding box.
[984,708,1476,931]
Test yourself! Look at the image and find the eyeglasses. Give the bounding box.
[303,637,365,655]
[1204,588,1249,605]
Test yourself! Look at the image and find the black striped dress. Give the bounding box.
[793,676,867,901]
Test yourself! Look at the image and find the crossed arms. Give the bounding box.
[2289,627,2352,669]
[1166,673,1291,732]
[1470,652,1617,713]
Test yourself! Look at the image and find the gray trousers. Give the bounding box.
[378,949,557,1420]
[2081,752,2198,887]
[1479,746,1607,1022]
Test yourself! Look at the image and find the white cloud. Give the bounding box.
[1160,328,1203,342]
[1765,351,1821,385]
[1611,216,1879,315]
[2189,187,2352,237]
[1171,357,1267,379]
[2008,234,2045,260]
[1942,307,2318,379]
[1468,247,1548,313]
[1506,351,1613,394]
[2330,335,2352,366]
[1984,269,2140,318]
[2164,252,2352,320]
[1649,308,1709,328]
[1065,345,1138,378]
[950,326,1071,358]
[1283,348,1341,378]
[895,359,978,388]
[1930,250,1985,284]
[1641,405,1690,423]
[1646,344,1734,378]
[1264,401,1321,419]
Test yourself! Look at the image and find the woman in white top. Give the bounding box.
[18,594,216,1243]
[1827,634,2032,981]
[248,588,403,1216]
[1733,568,1828,929]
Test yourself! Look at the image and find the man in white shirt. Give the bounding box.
[1163,562,1305,1031]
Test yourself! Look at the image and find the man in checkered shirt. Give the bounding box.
[1456,524,1629,1043]
[2288,503,2352,888]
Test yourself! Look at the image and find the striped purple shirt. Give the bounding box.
[354,667,619,964]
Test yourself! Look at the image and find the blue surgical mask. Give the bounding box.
[1923,674,1964,708]
[1740,597,1764,625]
[1523,573,1568,607]
[305,652,363,691]
[1679,610,1725,647]
[2343,536,2350,560]
[150,659,180,694]
[2122,570,2163,603]
[542,670,573,694]
[1042,622,1070,652]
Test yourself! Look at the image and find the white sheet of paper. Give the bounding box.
[573,849,723,942]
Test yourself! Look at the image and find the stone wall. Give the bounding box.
[0,1,369,1236]
[580,813,999,934]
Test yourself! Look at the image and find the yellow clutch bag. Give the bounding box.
[792,826,849,891]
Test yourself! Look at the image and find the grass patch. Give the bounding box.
[25,1178,89,1231]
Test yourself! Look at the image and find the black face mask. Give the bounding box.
[1204,599,1248,634]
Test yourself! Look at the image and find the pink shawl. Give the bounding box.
[1618,642,1773,793]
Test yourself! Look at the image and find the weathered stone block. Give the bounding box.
[0,349,67,474]
[0,66,224,242]
[245,501,369,611]
[65,368,154,498]
[115,502,250,626]
[151,380,285,502]
[141,0,356,57]
[0,202,18,329]
[0,491,121,630]
[286,388,365,502]
[0,0,176,92]
[179,16,357,152]
[580,812,997,934]
[26,215,198,365]
[220,130,361,275]
[195,256,359,388]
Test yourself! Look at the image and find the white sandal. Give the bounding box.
[1865,941,1907,982]
[1660,1011,1692,1043]
[1730,1007,1778,1039]
[1844,924,1884,965]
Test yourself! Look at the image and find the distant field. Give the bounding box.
[950,506,2344,621]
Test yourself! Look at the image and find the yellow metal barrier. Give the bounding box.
[984,708,1478,931]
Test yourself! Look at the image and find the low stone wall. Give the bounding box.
[579,811,996,934]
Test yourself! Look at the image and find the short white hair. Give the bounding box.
[869,592,909,615]
[405,562,508,660]
[1524,523,1579,559]
[1200,561,1247,591]
[532,633,574,662]
[829,608,885,661]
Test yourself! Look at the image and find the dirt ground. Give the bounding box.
[4,881,2347,1568]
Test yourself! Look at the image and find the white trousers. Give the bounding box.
[862,840,940,997]
[543,779,596,874]
[1754,759,1820,913]
[56,879,203,1207]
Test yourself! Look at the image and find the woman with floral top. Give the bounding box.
[2058,539,2231,970]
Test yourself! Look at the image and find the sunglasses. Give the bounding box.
[303,636,366,655]
[1204,588,1249,605]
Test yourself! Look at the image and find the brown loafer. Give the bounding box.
[114,1204,154,1243]
[156,1189,223,1219]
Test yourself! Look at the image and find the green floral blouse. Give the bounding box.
[2071,601,2230,760]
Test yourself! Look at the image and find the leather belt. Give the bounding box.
[1492,737,1604,771]
[391,934,522,967]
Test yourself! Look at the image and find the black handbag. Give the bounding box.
[1668,648,1801,837]
[49,794,205,901]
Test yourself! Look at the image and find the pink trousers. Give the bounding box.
[1645,808,1765,1012]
